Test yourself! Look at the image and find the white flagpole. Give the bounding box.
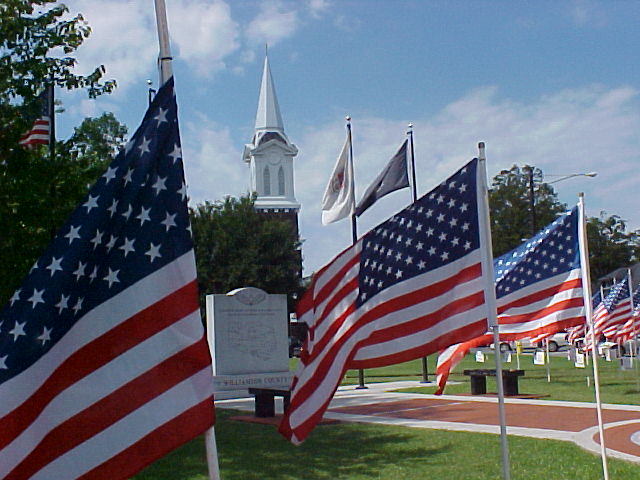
[153,2,220,479]
[477,142,511,480]
[578,193,609,480]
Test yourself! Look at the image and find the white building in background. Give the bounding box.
[243,54,300,236]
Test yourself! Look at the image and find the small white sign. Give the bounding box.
[575,353,586,368]
[534,351,546,365]
[475,351,485,363]
[503,352,512,363]
[621,356,633,370]
[606,348,618,362]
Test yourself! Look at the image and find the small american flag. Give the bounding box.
[0,78,215,479]
[591,278,633,341]
[614,284,640,343]
[279,158,491,444]
[19,86,53,150]
[436,206,585,393]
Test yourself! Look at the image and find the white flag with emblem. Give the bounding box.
[321,136,354,225]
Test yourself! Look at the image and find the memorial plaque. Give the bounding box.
[206,287,293,392]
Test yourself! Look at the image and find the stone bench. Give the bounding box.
[248,388,291,417]
[463,369,525,396]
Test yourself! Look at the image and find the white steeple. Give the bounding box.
[255,54,285,133]
[243,52,300,214]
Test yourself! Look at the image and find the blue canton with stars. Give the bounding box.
[358,158,480,306]
[494,206,580,299]
[0,78,192,383]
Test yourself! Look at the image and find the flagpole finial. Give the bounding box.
[345,115,351,122]
[478,142,486,161]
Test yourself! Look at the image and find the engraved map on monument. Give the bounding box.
[227,317,277,362]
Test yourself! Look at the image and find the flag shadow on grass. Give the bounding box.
[135,409,453,480]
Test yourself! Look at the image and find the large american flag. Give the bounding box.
[436,206,585,393]
[279,158,491,444]
[19,86,53,150]
[0,78,215,479]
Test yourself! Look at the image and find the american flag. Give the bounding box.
[0,78,215,479]
[19,86,53,150]
[591,278,633,342]
[436,206,585,393]
[614,284,640,343]
[279,158,491,444]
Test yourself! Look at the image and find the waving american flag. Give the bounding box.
[0,78,214,479]
[436,206,585,393]
[280,158,492,444]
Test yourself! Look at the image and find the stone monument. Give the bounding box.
[206,287,293,396]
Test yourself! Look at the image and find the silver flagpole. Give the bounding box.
[477,143,510,480]
[578,193,610,480]
[154,0,173,85]
[152,2,220,479]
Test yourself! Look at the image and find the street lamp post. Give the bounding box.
[503,166,598,237]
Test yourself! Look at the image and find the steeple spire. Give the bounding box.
[255,52,285,133]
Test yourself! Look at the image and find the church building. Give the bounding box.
[242,54,300,239]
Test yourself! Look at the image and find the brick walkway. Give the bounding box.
[216,380,640,464]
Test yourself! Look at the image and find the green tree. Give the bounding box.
[489,165,566,257]
[0,113,127,304]
[587,213,640,282]
[190,195,303,312]
[0,1,118,304]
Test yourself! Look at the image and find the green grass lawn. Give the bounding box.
[135,409,638,479]
[357,351,640,405]
[132,350,640,479]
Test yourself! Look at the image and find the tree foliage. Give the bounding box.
[190,195,303,312]
[0,1,119,304]
[0,113,127,304]
[489,165,566,257]
[587,213,640,282]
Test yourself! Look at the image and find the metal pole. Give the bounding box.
[153,0,173,85]
[525,165,536,235]
[408,124,429,383]
[346,117,367,390]
[578,193,610,480]
[478,143,511,480]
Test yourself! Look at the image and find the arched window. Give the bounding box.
[278,166,285,196]
[263,166,271,195]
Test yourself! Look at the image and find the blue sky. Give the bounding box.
[56,0,640,275]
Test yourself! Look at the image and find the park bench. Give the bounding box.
[248,388,291,417]
[463,369,525,396]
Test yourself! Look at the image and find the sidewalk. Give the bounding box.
[216,380,640,464]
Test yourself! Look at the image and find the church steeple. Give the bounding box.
[242,52,300,217]
[255,54,285,134]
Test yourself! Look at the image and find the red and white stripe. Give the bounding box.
[435,268,584,394]
[19,117,50,150]
[0,251,215,480]
[280,243,488,444]
[593,297,632,340]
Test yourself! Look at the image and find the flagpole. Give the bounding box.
[477,142,511,480]
[347,116,367,390]
[578,192,610,480]
[407,123,429,383]
[153,1,219,479]
[154,0,173,85]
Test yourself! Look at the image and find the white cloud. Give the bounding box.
[167,0,240,77]
[181,113,249,206]
[245,1,300,46]
[284,84,640,274]
[567,0,609,28]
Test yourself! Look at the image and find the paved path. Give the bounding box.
[216,381,640,464]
